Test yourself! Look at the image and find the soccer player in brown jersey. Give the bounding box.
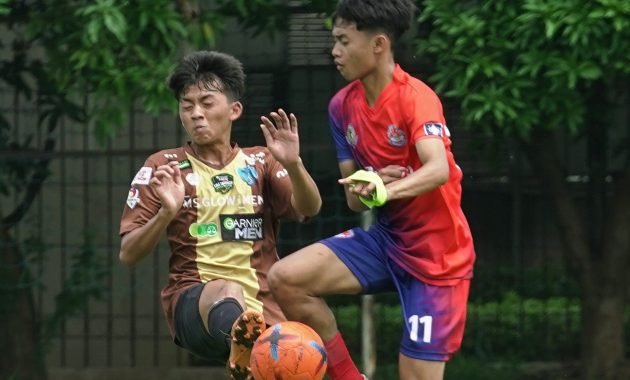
[118,50,322,380]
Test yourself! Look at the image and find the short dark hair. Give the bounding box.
[167,51,246,101]
[332,0,415,45]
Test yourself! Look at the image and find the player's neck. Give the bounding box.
[191,141,235,167]
[360,60,396,107]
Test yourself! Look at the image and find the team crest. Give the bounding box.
[126,187,140,209]
[237,166,258,186]
[387,125,407,147]
[345,125,358,147]
[212,173,234,194]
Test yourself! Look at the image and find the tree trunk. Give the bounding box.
[522,132,629,380]
[0,228,47,380]
[581,284,627,380]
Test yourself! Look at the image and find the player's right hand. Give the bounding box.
[150,161,185,216]
[378,165,408,184]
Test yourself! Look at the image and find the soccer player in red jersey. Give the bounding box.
[268,1,476,379]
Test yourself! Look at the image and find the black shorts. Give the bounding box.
[173,283,230,362]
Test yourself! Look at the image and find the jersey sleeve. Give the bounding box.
[119,158,163,236]
[405,87,449,144]
[328,96,353,162]
[263,155,302,222]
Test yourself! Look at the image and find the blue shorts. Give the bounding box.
[321,226,469,361]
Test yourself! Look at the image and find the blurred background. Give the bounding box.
[0,1,628,379]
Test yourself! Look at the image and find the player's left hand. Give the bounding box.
[338,176,377,199]
[260,108,300,167]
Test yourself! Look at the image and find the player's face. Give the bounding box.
[331,20,378,81]
[178,83,242,146]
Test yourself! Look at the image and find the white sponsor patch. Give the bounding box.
[186,173,199,186]
[423,123,444,137]
[132,167,152,185]
[126,187,140,209]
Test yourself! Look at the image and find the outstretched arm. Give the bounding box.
[260,109,322,218]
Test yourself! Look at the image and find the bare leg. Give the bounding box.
[268,243,362,340]
[399,354,445,380]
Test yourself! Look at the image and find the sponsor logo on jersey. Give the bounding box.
[164,153,178,160]
[211,173,234,194]
[345,125,358,147]
[423,123,444,137]
[387,124,407,147]
[178,159,191,169]
[334,230,355,238]
[245,152,266,165]
[275,169,288,178]
[237,166,258,186]
[131,167,152,185]
[126,187,140,209]
[182,195,264,208]
[186,173,200,186]
[188,222,218,237]
[220,214,264,241]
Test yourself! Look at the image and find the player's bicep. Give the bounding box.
[415,138,449,178]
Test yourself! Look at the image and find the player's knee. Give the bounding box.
[207,297,244,352]
[268,261,296,297]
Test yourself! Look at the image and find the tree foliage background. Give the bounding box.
[0,0,628,380]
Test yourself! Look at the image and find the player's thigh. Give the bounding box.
[270,242,362,295]
[391,261,470,362]
[270,227,395,296]
[399,354,445,380]
[197,279,246,330]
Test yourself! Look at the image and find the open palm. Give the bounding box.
[260,108,300,167]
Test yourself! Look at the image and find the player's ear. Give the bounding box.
[229,101,243,121]
[373,33,389,54]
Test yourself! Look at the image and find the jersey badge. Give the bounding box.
[188,222,218,237]
[131,167,152,185]
[334,229,355,238]
[237,166,258,186]
[212,173,234,194]
[126,187,140,209]
[423,123,444,137]
[220,214,264,241]
[178,159,191,170]
[185,173,200,186]
[164,153,178,160]
[387,125,407,147]
[345,124,358,147]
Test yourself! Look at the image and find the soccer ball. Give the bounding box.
[250,321,327,380]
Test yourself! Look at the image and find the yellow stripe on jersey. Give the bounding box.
[187,151,263,314]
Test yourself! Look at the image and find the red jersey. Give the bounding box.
[328,65,475,285]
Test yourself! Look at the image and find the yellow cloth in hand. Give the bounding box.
[347,170,388,208]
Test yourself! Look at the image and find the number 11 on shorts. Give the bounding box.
[408,315,432,343]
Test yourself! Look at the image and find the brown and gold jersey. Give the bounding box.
[120,143,301,337]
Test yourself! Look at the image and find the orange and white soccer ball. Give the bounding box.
[250,321,327,380]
